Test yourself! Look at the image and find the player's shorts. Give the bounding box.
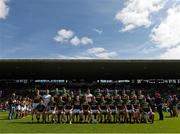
[91,109,99,113]
[118,109,125,113]
[32,103,39,110]
[27,107,32,112]
[110,109,117,113]
[48,110,57,114]
[58,110,64,114]
[127,109,134,113]
[100,109,108,114]
[64,109,72,114]
[147,111,154,116]
[73,109,81,114]
[16,105,21,111]
[134,109,140,113]
[83,110,90,114]
[21,106,26,112]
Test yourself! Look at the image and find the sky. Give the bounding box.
[0,0,180,59]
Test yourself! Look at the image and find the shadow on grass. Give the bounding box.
[9,121,35,124]
[165,115,175,118]
[0,117,8,120]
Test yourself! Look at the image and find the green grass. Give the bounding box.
[0,112,180,133]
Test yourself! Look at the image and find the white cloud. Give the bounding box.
[115,0,166,32]
[54,29,74,43]
[81,37,93,45]
[54,29,93,46]
[94,52,117,59]
[87,47,106,54]
[93,28,103,34]
[47,47,118,59]
[87,47,117,59]
[70,36,81,46]
[0,0,9,19]
[151,5,180,48]
[160,45,180,59]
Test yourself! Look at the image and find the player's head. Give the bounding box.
[87,89,91,94]
[63,87,66,93]
[92,96,96,101]
[138,90,142,95]
[55,88,59,95]
[50,97,54,102]
[101,96,105,101]
[105,88,109,93]
[35,89,40,95]
[118,95,122,100]
[75,96,80,101]
[143,97,146,102]
[131,89,135,94]
[70,91,74,95]
[83,96,87,102]
[173,95,177,99]
[133,95,137,100]
[59,96,63,100]
[122,90,126,95]
[114,89,118,94]
[12,93,16,97]
[67,96,71,102]
[155,92,160,98]
[78,89,81,94]
[97,88,101,93]
[46,89,49,95]
[40,99,44,104]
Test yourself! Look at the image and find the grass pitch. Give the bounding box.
[0,112,180,133]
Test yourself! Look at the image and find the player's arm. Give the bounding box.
[148,104,153,113]
[98,104,101,111]
[70,103,73,111]
[89,103,92,111]
[124,105,128,112]
[71,103,74,111]
[131,104,134,110]
[107,104,110,111]
[43,104,46,112]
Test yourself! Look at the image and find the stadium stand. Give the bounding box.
[0,59,180,124]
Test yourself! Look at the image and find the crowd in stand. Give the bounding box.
[4,87,179,124]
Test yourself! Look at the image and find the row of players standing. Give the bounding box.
[32,88,171,122]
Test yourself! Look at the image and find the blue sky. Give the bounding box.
[0,0,180,59]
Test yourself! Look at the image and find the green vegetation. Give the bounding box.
[0,112,180,133]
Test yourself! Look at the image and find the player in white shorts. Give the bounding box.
[99,96,108,123]
[32,90,42,123]
[90,96,100,123]
[43,89,51,107]
[16,99,21,119]
[45,97,58,123]
[107,96,117,123]
[64,96,73,124]
[72,96,82,123]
